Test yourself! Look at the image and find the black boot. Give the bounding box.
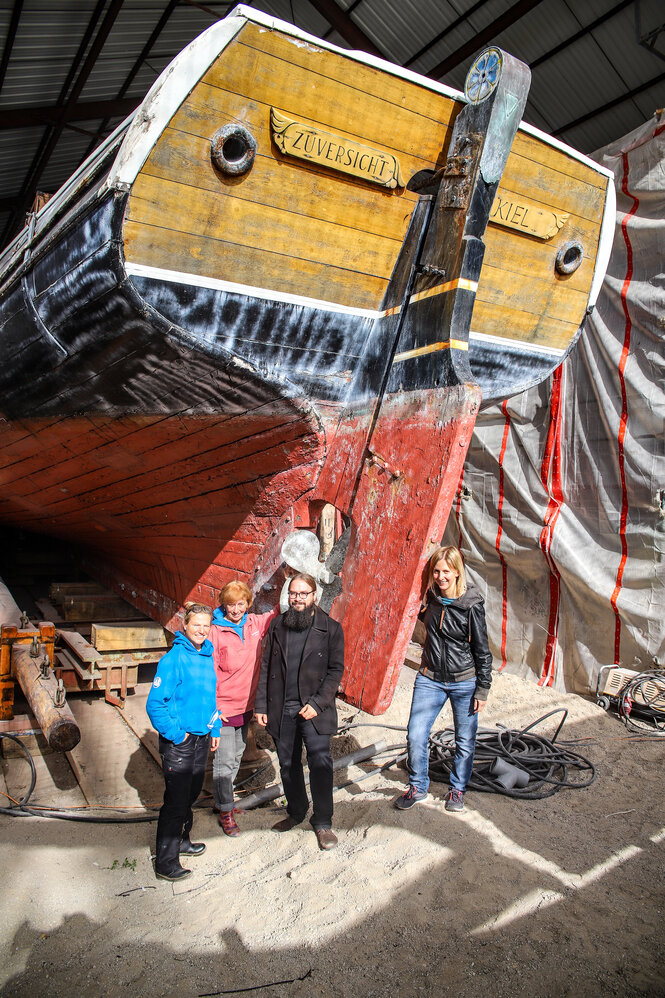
[179,837,206,856]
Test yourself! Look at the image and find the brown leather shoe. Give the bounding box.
[314,827,338,850]
[272,815,302,832]
[219,811,240,836]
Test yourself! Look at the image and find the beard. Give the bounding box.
[283,606,315,630]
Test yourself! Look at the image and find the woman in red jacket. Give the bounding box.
[210,580,278,835]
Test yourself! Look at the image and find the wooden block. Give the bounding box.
[91,622,168,651]
[34,598,64,623]
[61,595,146,622]
[404,643,422,672]
[49,582,105,600]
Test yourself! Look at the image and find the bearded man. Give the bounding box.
[255,572,344,850]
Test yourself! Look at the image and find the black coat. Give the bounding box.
[255,607,345,737]
[420,584,493,699]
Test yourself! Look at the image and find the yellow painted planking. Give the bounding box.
[501,152,608,223]
[124,16,609,331]
[144,123,417,243]
[226,23,459,137]
[123,219,389,308]
[483,221,599,292]
[477,262,590,326]
[202,36,454,164]
[127,172,401,279]
[510,129,608,189]
[471,299,581,351]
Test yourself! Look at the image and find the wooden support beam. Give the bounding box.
[60,594,147,622]
[91,622,168,652]
[12,643,80,751]
[49,582,109,600]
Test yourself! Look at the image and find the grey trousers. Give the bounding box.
[212,723,248,811]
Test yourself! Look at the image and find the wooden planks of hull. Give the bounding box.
[124,16,610,373]
[0,8,615,716]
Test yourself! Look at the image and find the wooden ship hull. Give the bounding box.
[0,6,614,713]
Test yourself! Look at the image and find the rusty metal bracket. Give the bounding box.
[367,449,403,480]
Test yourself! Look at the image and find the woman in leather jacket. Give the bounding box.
[394,546,492,814]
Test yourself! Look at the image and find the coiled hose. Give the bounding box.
[428,709,596,799]
[617,671,665,734]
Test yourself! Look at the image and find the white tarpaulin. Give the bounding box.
[444,112,665,695]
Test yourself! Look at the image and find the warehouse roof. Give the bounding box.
[0,0,663,250]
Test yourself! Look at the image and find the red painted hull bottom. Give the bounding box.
[0,385,479,714]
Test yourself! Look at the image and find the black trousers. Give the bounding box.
[156,733,210,874]
[275,708,334,829]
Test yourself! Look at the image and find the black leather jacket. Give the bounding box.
[419,584,492,699]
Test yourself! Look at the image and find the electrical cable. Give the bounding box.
[428,709,597,799]
[0,732,36,806]
[0,732,158,822]
[338,719,408,734]
[1,709,598,818]
[616,671,665,734]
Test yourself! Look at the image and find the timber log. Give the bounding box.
[11,643,81,752]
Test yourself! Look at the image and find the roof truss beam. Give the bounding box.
[553,68,665,137]
[0,97,138,131]
[426,0,546,79]
[306,0,383,57]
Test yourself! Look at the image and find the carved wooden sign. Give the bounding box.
[489,192,568,240]
[271,108,405,189]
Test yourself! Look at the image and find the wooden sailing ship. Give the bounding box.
[0,6,614,713]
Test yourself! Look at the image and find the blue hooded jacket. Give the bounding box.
[146,632,221,743]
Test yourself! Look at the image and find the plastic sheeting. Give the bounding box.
[444,112,665,695]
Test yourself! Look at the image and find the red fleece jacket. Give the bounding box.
[211,607,279,717]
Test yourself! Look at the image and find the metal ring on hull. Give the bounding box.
[210,124,257,176]
[555,241,584,275]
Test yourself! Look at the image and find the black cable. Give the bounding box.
[428,709,597,799]
[617,671,665,734]
[338,720,408,734]
[335,750,408,791]
[0,732,158,823]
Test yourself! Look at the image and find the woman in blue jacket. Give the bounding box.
[147,602,220,881]
[394,546,492,814]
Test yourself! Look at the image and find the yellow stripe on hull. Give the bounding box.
[393,340,469,364]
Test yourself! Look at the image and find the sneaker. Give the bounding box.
[445,788,465,812]
[394,786,428,810]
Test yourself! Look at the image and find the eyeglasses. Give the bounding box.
[288,590,314,601]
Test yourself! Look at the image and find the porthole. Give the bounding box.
[555,241,584,276]
[210,124,257,176]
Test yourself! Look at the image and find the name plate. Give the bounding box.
[490,192,568,240]
[271,108,405,189]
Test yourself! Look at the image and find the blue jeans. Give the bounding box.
[407,673,478,793]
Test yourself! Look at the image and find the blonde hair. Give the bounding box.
[426,546,467,598]
[183,601,213,623]
[219,580,253,609]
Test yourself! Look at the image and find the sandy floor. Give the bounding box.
[1,665,664,998]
